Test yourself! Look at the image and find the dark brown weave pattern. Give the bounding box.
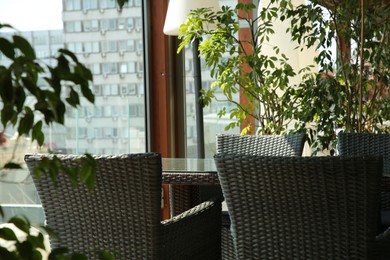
[25,153,221,260]
[216,133,306,259]
[216,133,306,156]
[215,155,383,260]
[338,132,390,210]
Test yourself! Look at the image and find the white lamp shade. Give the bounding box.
[163,0,220,36]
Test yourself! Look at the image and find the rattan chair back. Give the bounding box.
[338,132,390,226]
[215,154,382,260]
[25,153,222,259]
[216,133,306,156]
[216,133,306,259]
[25,153,162,259]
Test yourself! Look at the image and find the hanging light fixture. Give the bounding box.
[163,0,220,36]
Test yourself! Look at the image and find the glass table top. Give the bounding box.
[162,158,216,173]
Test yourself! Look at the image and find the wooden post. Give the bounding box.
[238,0,256,135]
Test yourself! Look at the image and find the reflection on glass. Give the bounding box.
[0,2,146,155]
[185,0,239,158]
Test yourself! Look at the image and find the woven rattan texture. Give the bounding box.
[25,153,221,260]
[216,133,306,156]
[215,155,383,260]
[163,172,219,185]
[338,133,390,213]
[216,133,306,259]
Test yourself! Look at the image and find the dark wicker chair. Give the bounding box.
[25,153,221,260]
[216,133,306,156]
[337,132,390,229]
[215,133,306,259]
[215,154,388,259]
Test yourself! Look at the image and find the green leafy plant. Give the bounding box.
[0,216,114,260]
[0,24,94,168]
[0,24,100,259]
[1,1,134,258]
[179,0,390,154]
[178,2,309,135]
[281,0,390,153]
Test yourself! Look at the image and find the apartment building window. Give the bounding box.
[112,127,118,137]
[119,63,127,73]
[112,106,120,117]
[136,39,143,51]
[94,106,103,117]
[65,0,82,11]
[127,62,136,73]
[83,20,99,32]
[102,84,118,96]
[129,84,137,95]
[110,84,119,95]
[36,49,50,59]
[121,105,129,117]
[134,0,141,7]
[102,63,118,74]
[89,63,101,75]
[66,128,76,139]
[86,106,94,118]
[99,0,115,9]
[118,39,135,51]
[119,84,138,96]
[118,18,126,30]
[92,85,102,96]
[108,18,117,30]
[138,105,145,117]
[126,0,134,7]
[50,34,63,45]
[79,128,87,139]
[33,35,48,45]
[65,21,82,33]
[82,0,98,10]
[103,106,112,117]
[135,17,142,31]
[83,41,100,53]
[94,128,103,138]
[67,42,83,53]
[185,59,192,72]
[129,105,137,116]
[101,40,117,52]
[127,18,134,31]
[101,19,117,31]
[137,61,143,72]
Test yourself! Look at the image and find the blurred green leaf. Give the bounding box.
[9,216,30,234]
[3,162,23,169]
[0,37,15,59]
[0,227,19,241]
[13,35,36,59]
[32,121,45,146]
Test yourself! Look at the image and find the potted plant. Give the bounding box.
[280,0,390,153]
[178,0,390,154]
[0,23,103,259]
[177,1,314,136]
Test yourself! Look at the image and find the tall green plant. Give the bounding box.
[0,24,94,168]
[281,0,390,153]
[1,0,131,258]
[0,24,105,259]
[178,2,308,135]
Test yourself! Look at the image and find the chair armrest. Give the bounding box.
[161,199,222,260]
[376,228,390,259]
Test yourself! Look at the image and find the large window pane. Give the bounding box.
[0,3,147,155]
[184,0,238,158]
